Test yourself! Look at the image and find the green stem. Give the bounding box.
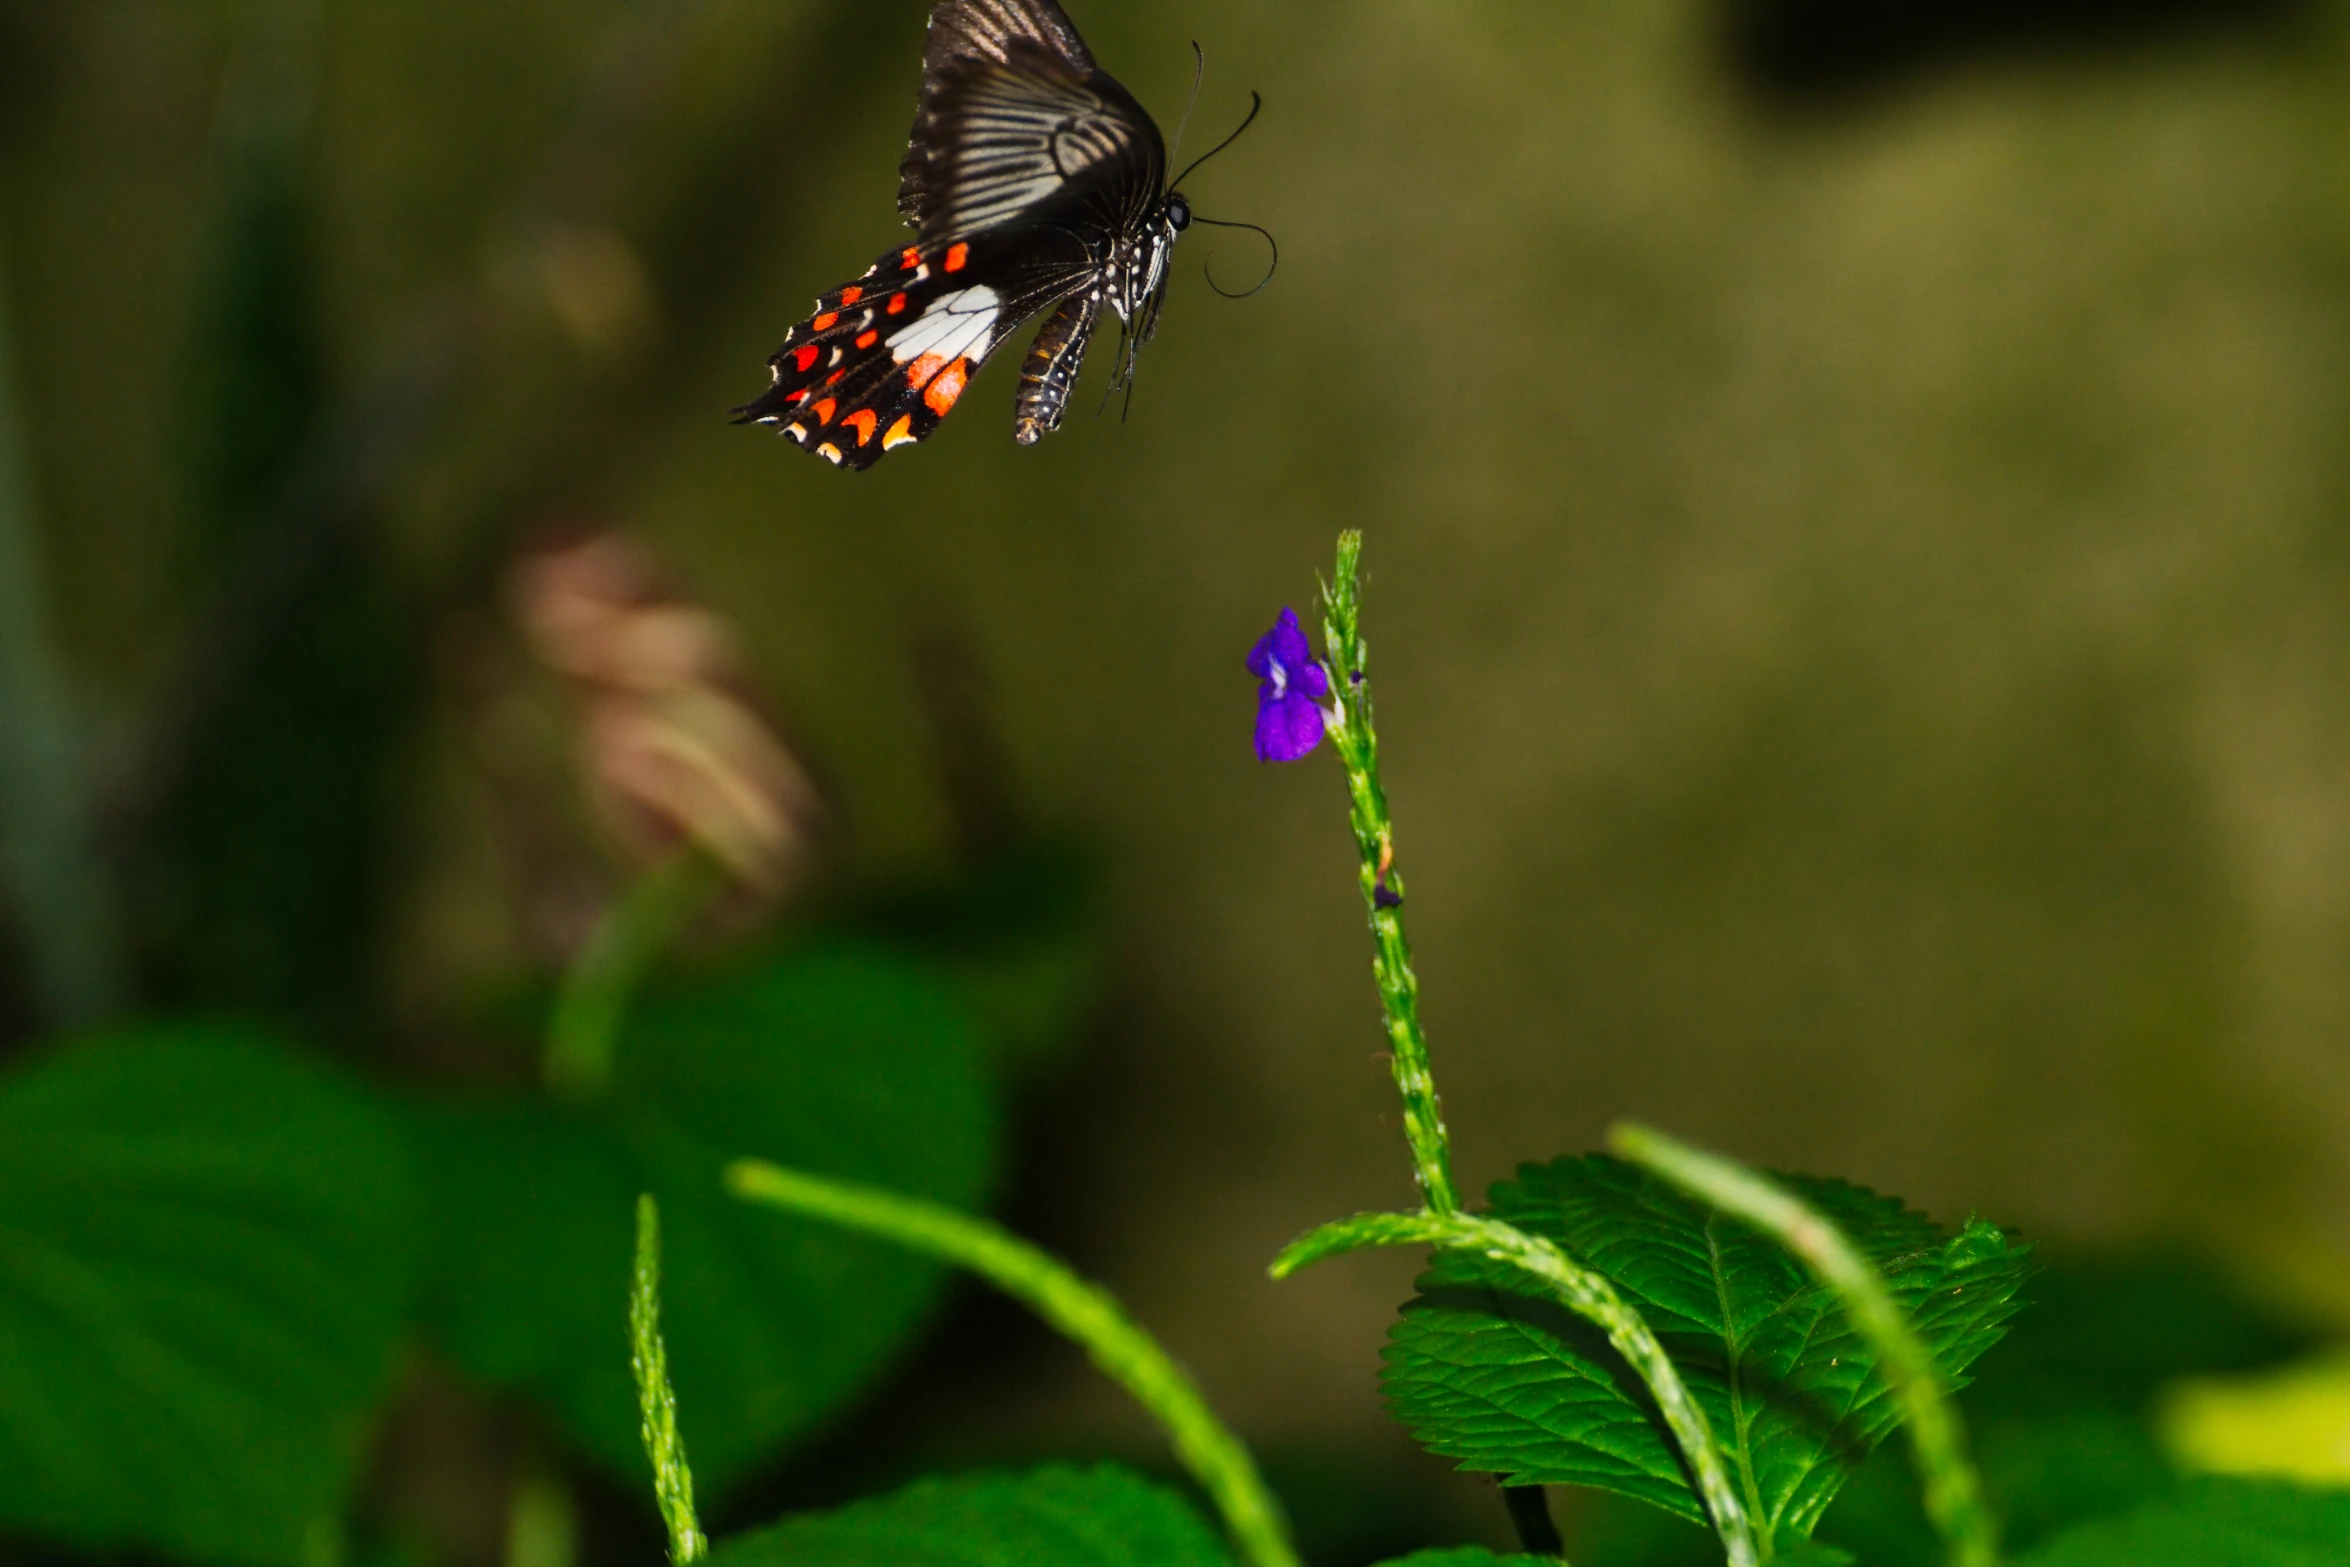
[0,218,125,1030]
[1320,530,1458,1214]
[726,1160,1301,1567]
[544,849,723,1100]
[1609,1124,1998,1567]
[1271,1207,1759,1567]
[630,1195,705,1564]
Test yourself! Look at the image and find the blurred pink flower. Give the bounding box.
[510,530,821,890]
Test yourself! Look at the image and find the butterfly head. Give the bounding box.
[1165,193,1192,232]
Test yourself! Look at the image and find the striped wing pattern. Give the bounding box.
[898,0,1098,230]
[911,50,1149,241]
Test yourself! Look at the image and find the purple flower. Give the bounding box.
[1247,607,1333,762]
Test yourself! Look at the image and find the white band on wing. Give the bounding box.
[886,285,1005,366]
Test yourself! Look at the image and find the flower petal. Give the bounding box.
[1247,607,1314,682]
[1255,690,1327,763]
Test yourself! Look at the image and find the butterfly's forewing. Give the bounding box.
[910,51,1159,242]
[899,0,1097,230]
[730,229,1093,469]
[901,0,1163,246]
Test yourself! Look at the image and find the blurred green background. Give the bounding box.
[6,0,2350,1563]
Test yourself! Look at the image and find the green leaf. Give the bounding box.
[1367,1551,1552,1567]
[1382,1155,2028,1538]
[422,940,998,1494]
[2010,1480,2350,1566]
[0,1026,416,1565]
[708,1464,1233,1567]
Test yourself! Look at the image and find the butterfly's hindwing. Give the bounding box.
[731,231,1093,469]
[1013,292,1100,445]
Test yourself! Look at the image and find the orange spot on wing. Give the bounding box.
[838,286,863,305]
[944,243,968,272]
[855,329,879,349]
[901,247,922,270]
[811,397,837,425]
[792,344,820,373]
[882,413,916,449]
[810,311,839,331]
[886,292,908,314]
[843,408,879,445]
[905,352,948,389]
[824,369,843,386]
[924,357,969,416]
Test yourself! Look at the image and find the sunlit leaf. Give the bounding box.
[1382,1155,2028,1537]
[2159,1351,2350,1485]
[0,1027,416,1565]
[709,1464,1232,1567]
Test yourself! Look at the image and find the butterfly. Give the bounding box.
[731,0,1258,470]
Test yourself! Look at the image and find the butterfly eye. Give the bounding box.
[1167,196,1192,231]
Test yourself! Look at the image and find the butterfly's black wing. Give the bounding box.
[899,0,1151,239]
[729,227,1095,469]
[743,0,1172,469]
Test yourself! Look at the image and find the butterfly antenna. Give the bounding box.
[1192,215,1278,298]
[1167,42,1207,170]
[1170,90,1261,191]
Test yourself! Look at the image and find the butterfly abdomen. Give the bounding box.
[1013,293,1101,445]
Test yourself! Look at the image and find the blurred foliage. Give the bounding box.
[1725,0,2312,95]
[707,1464,1231,1567]
[423,939,999,1494]
[2007,1479,2350,1566]
[0,913,1044,1564]
[2160,1350,2350,1483]
[844,841,1105,1076]
[104,3,418,1043]
[0,1027,416,1565]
